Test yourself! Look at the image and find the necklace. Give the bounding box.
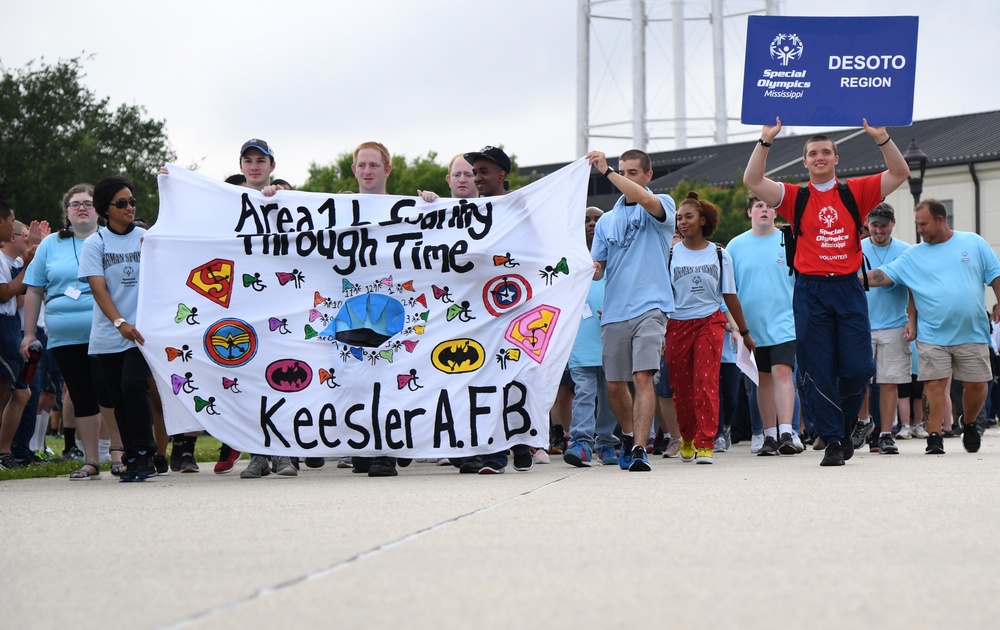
[870,239,890,266]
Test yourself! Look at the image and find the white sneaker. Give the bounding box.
[436,458,452,466]
[896,424,912,439]
[791,432,805,453]
[912,424,929,438]
[750,433,764,454]
[531,448,550,464]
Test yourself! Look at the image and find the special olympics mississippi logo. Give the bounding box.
[769,33,803,66]
[204,318,259,368]
[818,206,838,228]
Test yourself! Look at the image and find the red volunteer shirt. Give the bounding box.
[775,174,884,276]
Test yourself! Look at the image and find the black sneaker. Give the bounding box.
[180,453,200,473]
[368,457,398,477]
[512,449,534,471]
[851,419,875,449]
[878,434,899,455]
[757,435,778,456]
[0,453,19,470]
[842,428,856,461]
[962,423,982,453]
[777,432,798,455]
[478,459,505,474]
[820,441,845,466]
[351,456,373,474]
[304,457,325,469]
[136,451,157,480]
[154,455,170,476]
[169,444,184,472]
[459,457,483,474]
[925,432,945,455]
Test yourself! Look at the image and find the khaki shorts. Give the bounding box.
[601,309,667,382]
[916,341,992,382]
[871,327,912,384]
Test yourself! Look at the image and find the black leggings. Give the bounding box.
[98,348,155,455]
[50,344,105,417]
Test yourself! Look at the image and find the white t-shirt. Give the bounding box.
[668,241,735,321]
[0,252,22,318]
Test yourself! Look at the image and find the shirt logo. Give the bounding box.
[818,205,838,228]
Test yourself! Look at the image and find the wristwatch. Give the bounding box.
[113,318,126,329]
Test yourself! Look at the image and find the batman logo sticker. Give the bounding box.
[431,339,485,374]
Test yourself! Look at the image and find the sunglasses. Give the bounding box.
[110,198,137,209]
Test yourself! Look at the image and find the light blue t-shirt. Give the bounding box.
[591,193,676,324]
[883,231,1000,345]
[668,241,736,321]
[720,302,735,364]
[78,225,146,355]
[568,278,604,368]
[23,233,95,348]
[862,237,910,330]
[726,229,795,347]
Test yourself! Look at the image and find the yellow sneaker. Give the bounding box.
[695,447,714,464]
[679,439,696,462]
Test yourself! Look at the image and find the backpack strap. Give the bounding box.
[715,243,724,291]
[793,185,810,237]
[837,181,863,235]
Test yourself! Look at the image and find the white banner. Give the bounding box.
[138,159,592,457]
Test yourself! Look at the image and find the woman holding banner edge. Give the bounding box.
[79,176,157,482]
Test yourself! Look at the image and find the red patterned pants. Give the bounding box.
[665,310,726,450]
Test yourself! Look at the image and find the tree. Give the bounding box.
[302,149,538,196]
[0,56,176,226]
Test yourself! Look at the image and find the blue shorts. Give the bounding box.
[0,314,23,384]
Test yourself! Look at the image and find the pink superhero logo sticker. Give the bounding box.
[503,305,560,364]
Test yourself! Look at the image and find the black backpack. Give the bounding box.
[778,182,869,288]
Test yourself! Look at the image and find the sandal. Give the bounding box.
[110,446,126,477]
[69,461,101,481]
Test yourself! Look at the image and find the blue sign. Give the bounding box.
[741,16,919,127]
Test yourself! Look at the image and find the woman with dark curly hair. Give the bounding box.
[665,191,755,465]
[78,177,156,482]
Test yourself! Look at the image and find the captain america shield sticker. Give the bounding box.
[482,274,532,317]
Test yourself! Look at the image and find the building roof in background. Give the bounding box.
[519,110,1000,208]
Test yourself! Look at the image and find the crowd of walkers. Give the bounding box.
[3,120,997,480]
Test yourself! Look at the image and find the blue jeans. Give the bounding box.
[793,275,875,443]
[568,366,619,450]
[719,362,741,433]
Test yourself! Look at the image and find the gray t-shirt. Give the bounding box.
[78,225,146,354]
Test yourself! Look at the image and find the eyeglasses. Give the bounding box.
[67,201,94,210]
[110,198,137,209]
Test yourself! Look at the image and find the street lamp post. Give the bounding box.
[902,138,928,242]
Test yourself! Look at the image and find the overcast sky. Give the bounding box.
[3,0,997,187]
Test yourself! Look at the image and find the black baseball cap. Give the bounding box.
[464,146,511,174]
[868,202,895,225]
[240,139,273,158]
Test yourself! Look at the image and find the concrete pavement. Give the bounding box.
[3,431,1000,629]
